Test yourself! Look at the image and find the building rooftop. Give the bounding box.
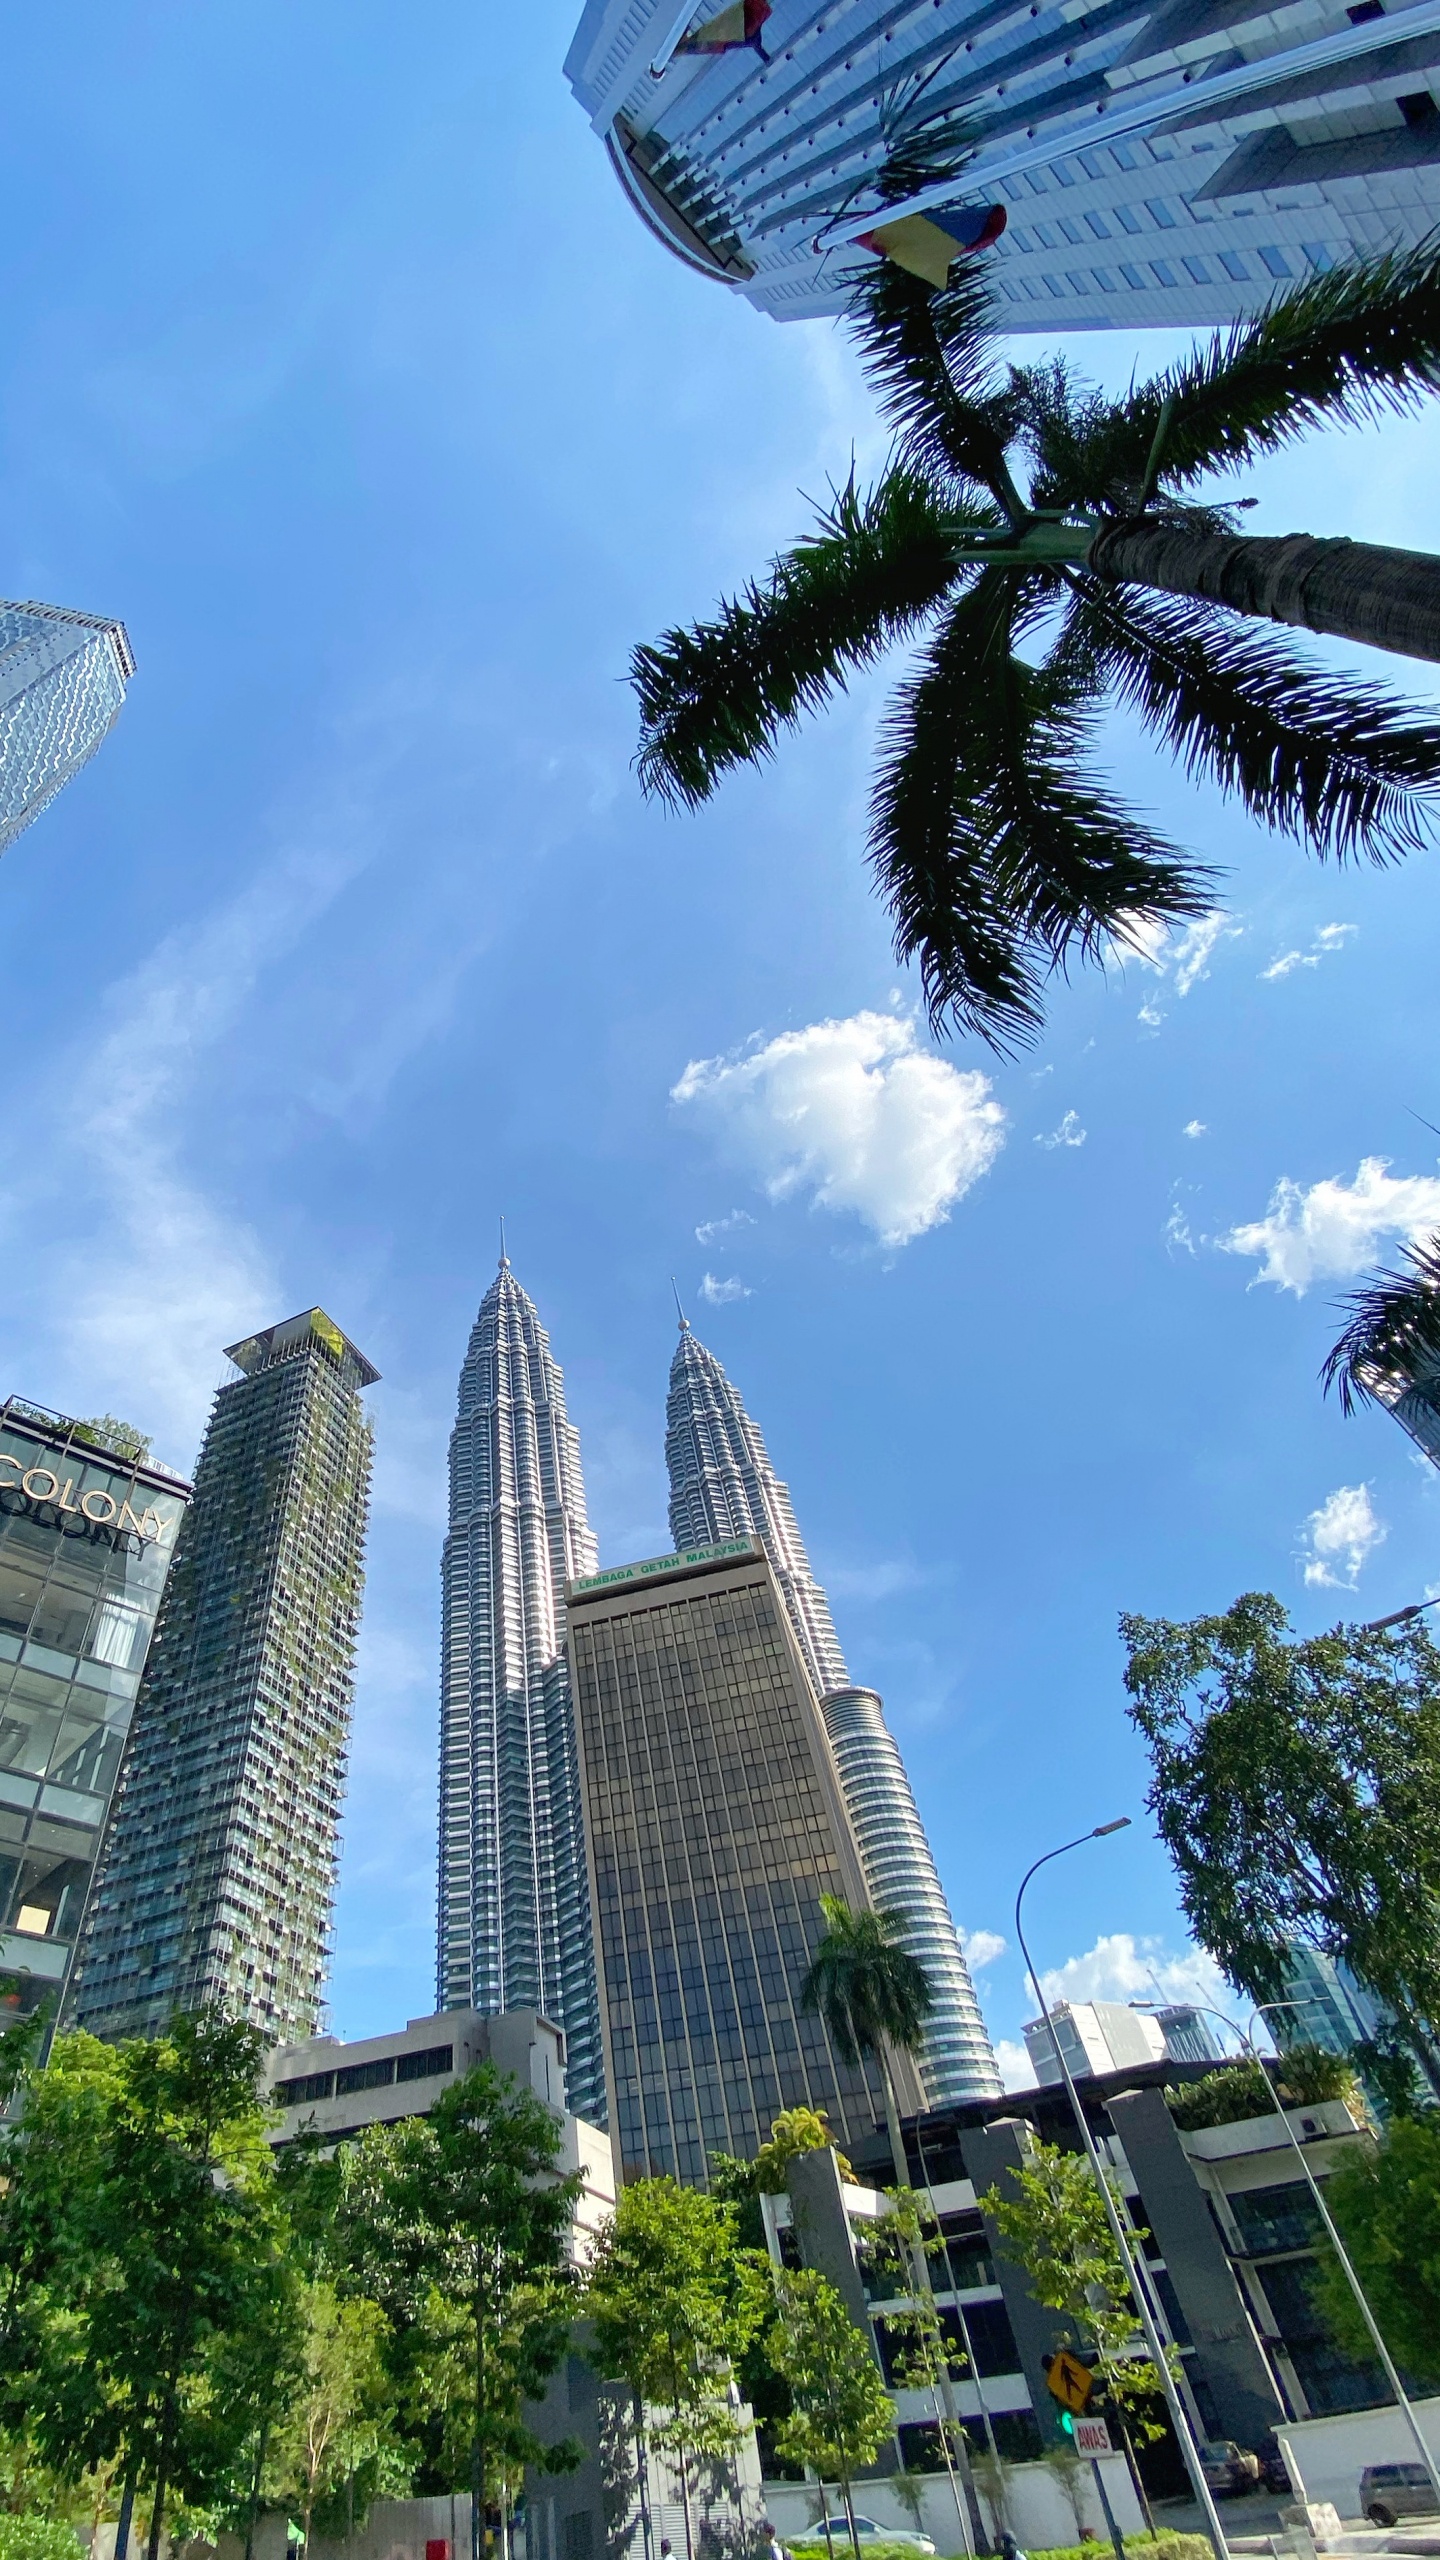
[223,1306,380,1387]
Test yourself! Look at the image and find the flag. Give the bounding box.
[676,0,772,54]
[855,202,1008,287]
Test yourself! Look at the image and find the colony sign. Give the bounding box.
[0,1455,174,1544]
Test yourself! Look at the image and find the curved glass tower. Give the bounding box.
[665,1321,1001,2103]
[438,1258,607,2124]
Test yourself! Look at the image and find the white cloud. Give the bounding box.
[695,1209,755,1245]
[1137,998,1165,1031]
[996,2038,1038,2092]
[1164,1200,1197,1256]
[959,1927,1006,1971]
[1172,912,1235,997]
[1262,922,1357,981]
[1221,1156,1440,1294]
[1036,1110,1086,1152]
[1183,1120,1207,1139]
[1038,1933,1233,2022]
[826,1558,922,1603]
[671,1011,1006,1248]
[1299,1483,1386,1589]
[698,1270,750,1305]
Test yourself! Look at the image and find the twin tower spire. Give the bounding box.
[438,1257,1000,2131]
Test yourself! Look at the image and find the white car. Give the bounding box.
[811,2522,936,2555]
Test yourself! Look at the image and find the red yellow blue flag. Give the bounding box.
[676,0,772,54]
[855,203,1008,287]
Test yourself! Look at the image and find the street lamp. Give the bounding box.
[1132,1995,1440,2509]
[1015,1823,1231,2560]
[1360,1594,1440,1633]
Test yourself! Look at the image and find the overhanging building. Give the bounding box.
[567,1534,924,2181]
[0,601,134,854]
[666,1320,1000,2104]
[0,1403,189,2023]
[68,1310,376,2045]
[566,0,1440,334]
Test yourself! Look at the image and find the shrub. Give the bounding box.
[1167,2046,1360,2132]
[1026,2538,1212,2560]
[0,2521,85,2560]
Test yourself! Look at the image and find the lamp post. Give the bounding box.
[1015,1824,1230,2560]
[1360,1594,1440,1632]
[1134,1995,1440,2509]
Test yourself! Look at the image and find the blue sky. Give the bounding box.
[7,2,1440,2087]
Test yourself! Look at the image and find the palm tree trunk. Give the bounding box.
[1089,521,1440,664]
[876,2045,985,2558]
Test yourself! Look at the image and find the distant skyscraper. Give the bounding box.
[566,0,1440,337]
[1024,1998,1168,2083]
[665,1321,1000,2102]
[0,1401,189,2026]
[568,1536,921,2180]
[69,1310,375,2046]
[0,602,134,854]
[438,1258,607,2125]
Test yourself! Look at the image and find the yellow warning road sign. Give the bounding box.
[1044,2350,1094,2414]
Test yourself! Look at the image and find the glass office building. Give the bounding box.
[566,0,1440,336]
[666,1320,1000,2103]
[438,1257,608,2125]
[0,1402,189,2024]
[0,601,134,855]
[69,1311,376,2047]
[567,1535,923,2181]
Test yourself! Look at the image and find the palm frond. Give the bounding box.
[1323,1237,1440,1415]
[1137,241,1440,493]
[869,571,1213,1046]
[848,259,1020,508]
[631,464,961,807]
[1064,575,1440,860]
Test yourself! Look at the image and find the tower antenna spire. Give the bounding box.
[671,1276,689,1331]
[499,1215,508,1269]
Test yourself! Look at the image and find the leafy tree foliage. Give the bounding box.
[633,242,1440,1049]
[1314,2111,1440,2385]
[264,2282,402,2547]
[1121,1591,1440,2052]
[766,2270,896,2560]
[1165,2048,1361,2132]
[800,1897,929,2190]
[978,2136,1170,2443]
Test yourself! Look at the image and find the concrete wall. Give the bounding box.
[759,2453,1147,2555]
[307,2495,472,2560]
[1276,2396,1440,2522]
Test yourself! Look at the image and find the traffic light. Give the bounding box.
[1058,2411,1075,2438]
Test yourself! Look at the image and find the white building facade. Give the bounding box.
[566,0,1440,335]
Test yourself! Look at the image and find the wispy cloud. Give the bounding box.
[1124,909,1241,1028]
[1035,1110,1086,1152]
[959,1927,1006,1970]
[1184,1120,1207,1139]
[1299,1483,1386,1589]
[695,1209,756,1245]
[1261,922,1357,982]
[672,1010,1006,1248]
[698,1270,750,1305]
[1221,1157,1440,1293]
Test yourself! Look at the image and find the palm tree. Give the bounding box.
[633,246,1440,1049]
[1323,1236,1440,1421]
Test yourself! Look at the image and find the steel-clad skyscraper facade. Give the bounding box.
[70,1310,376,2046]
[0,602,134,854]
[438,1259,607,2125]
[566,0,1440,338]
[665,1321,1001,2102]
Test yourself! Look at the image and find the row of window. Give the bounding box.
[274,2041,455,2106]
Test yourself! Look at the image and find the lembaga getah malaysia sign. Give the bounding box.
[0,1455,175,1544]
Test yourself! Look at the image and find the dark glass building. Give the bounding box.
[69,1309,376,2046]
[0,1400,189,2023]
[566,1535,922,2182]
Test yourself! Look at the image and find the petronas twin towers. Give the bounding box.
[438,1258,999,2132]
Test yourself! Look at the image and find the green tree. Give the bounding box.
[800,1898,929,2193]
[632,241,1440,1050]
[1121,1591,1440,2062]
[266,2282,400,2550]
[1312,2112,1440,2386]
[766,2270,895,2560]
[332,2065,581,2560]
[753,2109,853,2196]
[978,2136,1171,2446]
[583,2177,762,2560]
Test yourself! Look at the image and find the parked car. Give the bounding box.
[809,2523,936,2555]
[1199,2442,1262,2496]
[1360,2463,1440,2527]
[1255,2435,1292,2495]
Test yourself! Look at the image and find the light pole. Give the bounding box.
[1133,1995,1440,2509]
[1360,1595,1440,1632]
[1015,1824,1231,2560]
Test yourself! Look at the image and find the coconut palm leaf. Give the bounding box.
[871,571,1211,1042]
[1323,1238,1440,1415]
[632,463,962,808]
[800,1895,933,2067]
[850,261,1021,509]
[1063,575,1440,859]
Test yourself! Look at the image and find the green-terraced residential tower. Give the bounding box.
[68,1310,377,2046]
